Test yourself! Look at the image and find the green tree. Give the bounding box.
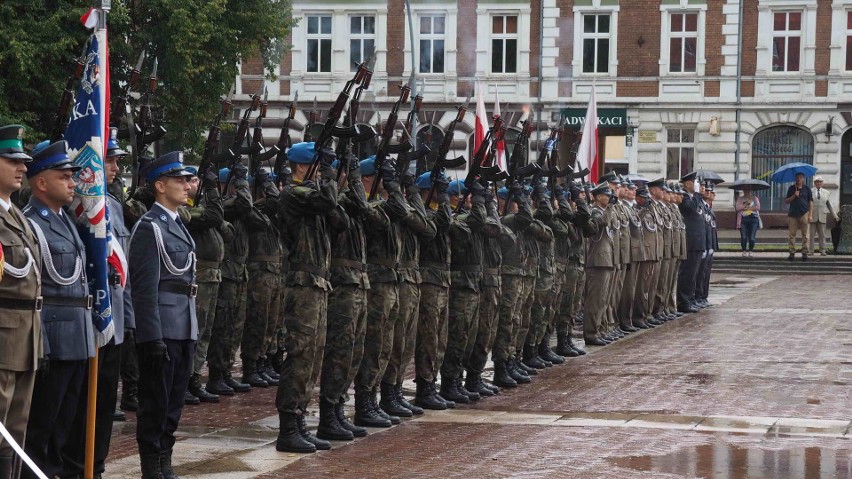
[0,0,294,156]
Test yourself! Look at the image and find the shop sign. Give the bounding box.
[561,108,627,129]
[638,130,658,143]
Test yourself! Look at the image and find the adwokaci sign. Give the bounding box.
[561,108,627,130]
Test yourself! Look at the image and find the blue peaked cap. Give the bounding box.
[27,140,79,178]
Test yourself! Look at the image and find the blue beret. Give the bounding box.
[416,171,433,189]
[448,179,467,196]
[288,142,316,164]
[359,156,377,177]
[27,140,79,178]
[497,186,508,199]
[219,168,230,184]
[331,159,340,169]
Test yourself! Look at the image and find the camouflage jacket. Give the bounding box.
[398,186,438,285]
[419,202,453,288]
[364,188,410,284]
[220,178,253,283]
[499,197,534,276]
[184,183,225,282]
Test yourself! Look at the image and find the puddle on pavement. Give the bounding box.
[611,440,852,478]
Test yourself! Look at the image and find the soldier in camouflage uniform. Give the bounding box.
[413,172,454,410]
[274,142,338,454]
[205,165,254,396]
[353,157,409,427]
[492,184,534,387]
[380,174,436,417]
[553,183,591,357]
[182,167,225,405]
[525,183,558,368]
[240,170,282,388]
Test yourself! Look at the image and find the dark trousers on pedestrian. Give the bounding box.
[22,359,87,479]
[136,339,195,455]
[677,251,702,308]
[62,341,121,477]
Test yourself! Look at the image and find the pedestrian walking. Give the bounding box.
[809,176,838,255]
[736,187,761,256]
[784,172,813,261]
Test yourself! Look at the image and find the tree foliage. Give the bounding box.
[0,0,294,155]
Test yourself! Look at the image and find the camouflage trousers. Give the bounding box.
[261,270,283,359]
[414,283,449,384]
[275,286,328,414]
[512,276,536,355]
[354,282,398,394]
[345,287,369,392]
[383,281,421,386]
[492,274,525,363]
[240,263,281,367]
[207,278,247,379]
[320,284,367,404]
[192,281,220,375]
[555,263,582,336]
[440,287,480,381]
[583,267,613,340]
[467,284,500,374]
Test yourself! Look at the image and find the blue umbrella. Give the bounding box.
[771,162,818,183]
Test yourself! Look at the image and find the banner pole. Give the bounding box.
[84,352,99,479]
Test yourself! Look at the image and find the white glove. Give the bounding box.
[701,251,707,259]
[708,249,714,256]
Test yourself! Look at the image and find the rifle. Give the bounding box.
[502,119,540,215]
[249,89,281,197]
[273,92,299,188]
[220,83,264,194]
[367,84,411,201]
[112,50,145,132]
[455,116,505,213]
[304,96,318,142]
[51,47,88,142]
[193,84,234,205]
[395,86,430,179]
[424,98,470,207]
[335,55,377,182]
[131,58,167,192]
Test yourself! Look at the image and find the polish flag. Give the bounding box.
[576,87,599,182]
[493,88,505,170]
[474,81,488,165]
[81,7,98,29]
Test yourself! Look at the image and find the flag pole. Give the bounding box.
[85,3,109,478]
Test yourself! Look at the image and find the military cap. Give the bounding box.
[416,171,433,189]
[0,125,32,161]
[705,182,715,192]
[647,177,666,189]
[184,166,199,176]
[287,142,316,165]
[662,183,673,193]
[591,183,613,197]
[636,186,651,199]
[27,140,80,178]
[496,186,509,199]
[107,128,128,157]
[31,140,51,157]
[141,151,193,183]
[624,179,636,189]
[359,156,377,177]
[680,171,698,182]
[599,172,618,184]
[448,179,467,196]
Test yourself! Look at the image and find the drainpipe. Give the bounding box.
[734,0,744,182]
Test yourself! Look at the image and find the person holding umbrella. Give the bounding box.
[784,172,813,261]
[736,186,761,256]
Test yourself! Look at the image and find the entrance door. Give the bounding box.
[751,125,814,212]
[841,129,852,206]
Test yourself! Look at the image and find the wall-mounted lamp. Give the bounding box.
[637,36,645,47]
[825,116,835,142]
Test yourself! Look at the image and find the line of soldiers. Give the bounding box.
[0,117,719,477]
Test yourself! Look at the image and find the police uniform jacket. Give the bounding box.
[0,201,43,371]
[107,193,135,343]
[24,197,94,360]
[679,192,707,252]
[129,203,198,343]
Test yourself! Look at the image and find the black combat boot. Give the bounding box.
[515,355,538,375]
[567,335,586,355]
[188,373,219,403]
[159,448,179,479]
[205,376,235,396]
[523,345,548,370]
[414,380,447,410]
[316,399,354,441]
[140,453,165,479]
[395,384,424,415]
[456,377,480,401]
[432,381,454,408]
[379,382,413,418]
[493,362,518,388]
[261,356,280,380]
[296,413,331,450]
[224,375,252,393]
[353,392,392,428]
[241,359,269,388]
[276,412,316,453]
[554,333,580,357]
[370,387,401,424]
[439,376,470,404]
[539,337,565,364]
[335,398,367,437]
[465,372,495,397]
[184,390,200,405]
[120,380,139,411]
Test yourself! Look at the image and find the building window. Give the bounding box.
[669,12,698,73]
[419,15,445,73]
[582,14,611,73]
[772,11,801,72]
[307,15,332,73]
[350,16,376,71]
[491,15,518,74]
[846,11,852,71]
[666,128,695,180]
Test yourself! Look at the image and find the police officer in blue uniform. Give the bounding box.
[21,140,95,479]
[676,171,706,313]
[62,129,136,479]
[129,152,197,479]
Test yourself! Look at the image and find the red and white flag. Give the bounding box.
[81,7,99,29]
[474,81,488,165]
[493,88,505,170]
[576,87,599,182]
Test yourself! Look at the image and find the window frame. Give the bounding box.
[348,15,377,72]
[417,14,448,74]
[572,4,619,78]
[659,3,707,77]
[665,127,696,181]
[755,0,816,78]
[490,14,519,74]
[846,10,852,71]
[771,10,804,73]
[581,13,612,74]
[305,14,333,74]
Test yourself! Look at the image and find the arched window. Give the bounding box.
[751,125,814,211]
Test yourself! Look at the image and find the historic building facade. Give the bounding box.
[236,0,852,211]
